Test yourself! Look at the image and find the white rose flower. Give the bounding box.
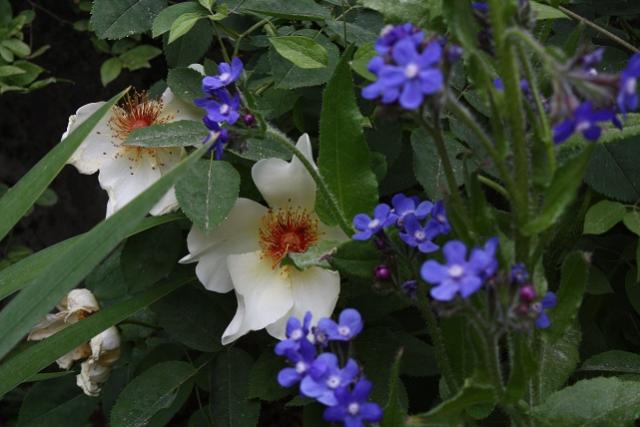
[181,134,347,344]
[64,86,201,217]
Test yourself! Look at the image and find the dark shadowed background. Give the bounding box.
[0,0,164,252]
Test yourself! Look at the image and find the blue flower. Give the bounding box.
[580,48,604,70]
[301,353,360,405]
[426,201,451,237]
[421,240,491,301]
[553,101,621,144]
[352,203,397,241]
[277,339,317,387]
[534,291,557,329]
[275,312,312,357]
[391,193,433,225]
[375,23,424,55]
[316,308,363,342]
[399,214,439,253]
[617,53,640,115]
[323,379,383,427]
[472,2,489,13]
[472,237,499,279]
[363,39,444,110]
[195,88,241,125]
[510,263,529,285]
[202,57,244,93]
[202,118,229,160]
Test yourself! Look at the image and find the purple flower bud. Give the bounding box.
[374,264,391,281]
[519,285,536,303]
[446,44,464,64]
[242,113,255,126]
[402,280,417,299]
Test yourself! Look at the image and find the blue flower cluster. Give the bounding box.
[194,57,244,159]
[275,309,382,427]
[362,23,447,110]
[353,194,450,254]
[421,238,498,301]
[552,53,640,144]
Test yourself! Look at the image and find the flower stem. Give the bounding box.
[232,18,272,59]
[265,125,353,235]
[445,95,517,197]
[489,0,530,265]
[415,285,458,393]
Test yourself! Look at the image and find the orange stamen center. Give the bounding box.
[259,207,320,265]
[108,91,169,140]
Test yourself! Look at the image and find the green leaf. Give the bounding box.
[17,376,99,427]
[164,19,213,68]
[287,240,339,270]
[549,252,589,336]
[269,36,328,69]
[358,0,429,24]
[536,325,581,401]
[586,266,613,295]
[175,159,240,232]
[166,67,203,103]
[152,2,203,38]
[532,377,640,427]
[35,188,59,207]
[0,214,183,301]
[585,137,640,203]
[524,145,594,235]
[2,39,31,57]
[330,240,379,280]
[411,128,464,200]
[317,47,378,223]
[380,349,407,427]
[0,275,191,397]
[583,200,626,235]
[530,1,569,20]
[125,120,208,147]
[625,269,640,316]
[91,0,168,39]
[118,45,162,70]
[210,348,260,427]
[168,12,207,44]
[239,0,330,20]
[121,223,184,292]
[248,351,290,402]
[228,136,292,161]
[111,361,197,427]
[0,88,127,243]
[0,65,25,77]
[0,142,209,363]
[101,57,123,86]
[580,351,640,375]
[406,378,495,425]
[269,30,339,90]
[152,285,232,352]
[623,210,640,236]
[350,43,376,81]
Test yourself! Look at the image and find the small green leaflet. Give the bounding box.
[530,1,569,20]
[91,0,167,40]
[125,120,208,147]
[152,2,204,38]
[269,36,329,69]
[582,200,626,235]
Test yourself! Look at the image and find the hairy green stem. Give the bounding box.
[489,0,530,264]
[477,175,508,198]
[445,95,517,197]
[265,125,353,235]
[517,44,556,174]
[415,285,458,393]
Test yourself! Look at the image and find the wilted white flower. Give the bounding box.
[76,326,121,397]
[28,289,99,369]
